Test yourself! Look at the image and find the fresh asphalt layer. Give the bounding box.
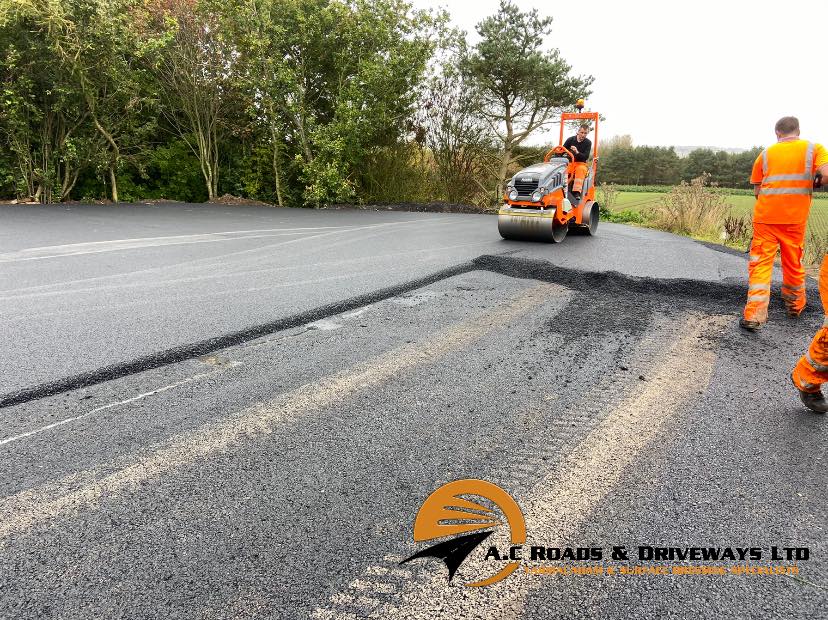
[0,204,825,619]
[0,203,756,398]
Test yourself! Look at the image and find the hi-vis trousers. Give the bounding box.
[792,255,828,392]
[743,222,807,323]
[570,162,588,194]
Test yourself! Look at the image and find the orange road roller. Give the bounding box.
[498,103,601,243]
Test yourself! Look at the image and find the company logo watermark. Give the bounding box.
[402,479,808,588]
[400,479,526,587]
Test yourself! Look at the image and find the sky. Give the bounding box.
[410,0,826,150]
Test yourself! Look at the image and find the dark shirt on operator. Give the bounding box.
[563,136,592,163]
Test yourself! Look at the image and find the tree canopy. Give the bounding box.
[0,0,760,207]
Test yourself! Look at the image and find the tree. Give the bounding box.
[221,0,312,206]
[0,0,100,201]
[11,0,157,202]
[421,71,497,205]
[222,0,436,206]
[728,147,762,189]
[681,148,718,183]
[636,146,680,185]
[298,0,437,205]
[462,0,593,198]
[602,134,633,155]
[417,26,497,205]
[141,0,236,201]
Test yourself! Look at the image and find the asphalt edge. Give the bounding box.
[1,254,785,411]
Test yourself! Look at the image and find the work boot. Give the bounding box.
[798,389,828,413]
[739,318,761,332]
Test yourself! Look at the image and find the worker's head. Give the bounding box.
[774,116,800,140]
[576,124,589,140]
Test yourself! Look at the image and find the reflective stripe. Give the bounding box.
[781,283,805,291]
[764,173,813,182]
[749,254,760,262]
[759,187,812,196]
[749,284,771,291]
[806,351,828,373]
[748,294,769,302]
[782,293,798,301]
[760,141,814,191]
[823,315,828,327]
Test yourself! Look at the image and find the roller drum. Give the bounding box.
[569,201,599,236]
[498,207,568,243]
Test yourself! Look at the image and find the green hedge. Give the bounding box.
[609,184,755,196]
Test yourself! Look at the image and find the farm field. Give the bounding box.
[610,190,828,235]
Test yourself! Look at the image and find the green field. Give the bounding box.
[610,190,828,235]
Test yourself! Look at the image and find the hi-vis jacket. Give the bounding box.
[751,139,828,225]
[750,140,828,224]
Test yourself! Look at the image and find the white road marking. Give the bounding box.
[0,227,353,263]
[0,283,558,539]
[307,318,344,331]
[389,291,439,306]
[0,362,241,447]
[0,217,446,264]
[343,309,367,318]
[0,238,488,302]
[0,218,469,302]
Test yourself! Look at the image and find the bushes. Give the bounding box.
[596,183,618,212]
[805,230,828,268]
[649,174,729,238]
[723,214,752,247]
[603,208,651,225]
[361,144,432,204]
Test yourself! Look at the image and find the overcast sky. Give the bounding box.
[410,0,826,150]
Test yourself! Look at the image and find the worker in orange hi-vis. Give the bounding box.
[740,116,828,333]
[792,248,828,412]
[562,124,592,199]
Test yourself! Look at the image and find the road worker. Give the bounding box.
[563,124,592,200]
[791,252,828,412]
[740,117,828,332]
[791,167,828,411]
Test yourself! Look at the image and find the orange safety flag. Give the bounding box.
[792,255,828,392]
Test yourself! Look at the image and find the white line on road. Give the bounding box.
[0,217,447,264]
[0,283,558,539]
[0,266,419,324]
[0,238,487,303]
[0,362,241,448]
[0,227,356,263]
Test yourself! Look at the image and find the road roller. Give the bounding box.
[498,102,601,243]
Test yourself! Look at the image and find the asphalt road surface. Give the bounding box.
[0,204,825,619]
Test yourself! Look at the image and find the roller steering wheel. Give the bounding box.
[544,145,575,163]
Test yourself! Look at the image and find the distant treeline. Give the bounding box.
[515,138,763,191]
[596,138,762,189]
